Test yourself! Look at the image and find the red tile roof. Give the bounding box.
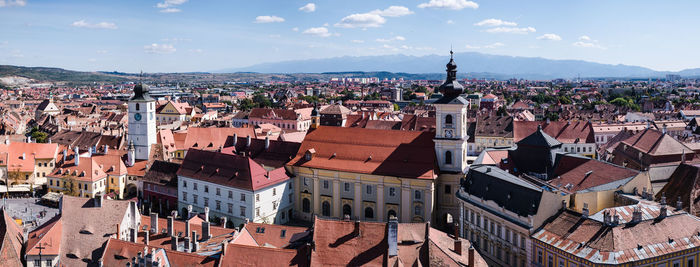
[25,215,62,256]
[241,222,309,249]
[220,243,306,267]
[550,155,639,193]
[513,121,595,143]
[0,208,23,266]
[620,128,694,156]
[102,238,219,267]
[289,127,436,180]
[177,149,290,191]
[311,217,388,266]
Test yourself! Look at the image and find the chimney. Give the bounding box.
[185,219,191,238]
[453,222,462,255]
[183,236,190,252]
[202,221,211,241]
[187,205,193,219]
[582,203,589,219]
[27,135,31,143]
[677,196,683,211]
[74,146,80,166]
[387,217,398,257]
[167,216,174,236]
[220,217,227,228]
[631,206,642,223]
[94,193,101,208]
[246,135,251,147]
[21,153,25,160]
[4,137,8,145]
[603,210,611,225]
[468,246,475,267]
[130,227,137,243]
[63,149,67,163]
[232,133,238,146]
[662,124,667,134]
[613,213,620,225]
[425,221,430,240]
[191,231,199,252]
[150,213,158,234]
[103,144,108,154]
[204,207,210,222]
[354,220,361,237]
[116,224,121,240]
[265,136,270,150]
[171,235,179,251]
[171,210,178,219]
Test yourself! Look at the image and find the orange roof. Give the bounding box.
[289,127,436,179]
[138,214,234,253]
[26,216,62,256]
[0,208,23,266]
[92,154,128,176]
[102,238,219,267]
[310,217,388,266]
[241,222,309,248]
[181,127,256,151]
[219,243,305,267]
[50,155,108,182]
[1,142,58,172]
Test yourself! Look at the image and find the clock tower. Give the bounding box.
[128,83,157,160]
[433,51,470,173]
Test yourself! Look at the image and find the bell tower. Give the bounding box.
[128,82,157,160]
[433,50,470,173]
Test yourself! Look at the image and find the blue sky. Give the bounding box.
[1,0,699,73]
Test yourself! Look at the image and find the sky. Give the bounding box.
[1,0,700,73]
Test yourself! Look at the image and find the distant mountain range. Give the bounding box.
[221,52,700,80]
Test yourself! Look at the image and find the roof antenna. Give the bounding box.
[450,44,454,59]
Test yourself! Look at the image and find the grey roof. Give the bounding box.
[516,125,561,147]
[433,95,469,105]
[459,165,544,218]
[130,83,155,101]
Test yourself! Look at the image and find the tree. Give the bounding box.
[61,176,81,197]
[496,106,508,116]
[238,98,256,111]
[393,104,400,111]
[29,127,49,143]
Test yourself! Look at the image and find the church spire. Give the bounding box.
[438,50,463,96]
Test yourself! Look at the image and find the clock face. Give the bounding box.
[445,129,453,138]
[134,113,142,121]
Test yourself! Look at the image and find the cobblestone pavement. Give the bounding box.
[1,197,59,233]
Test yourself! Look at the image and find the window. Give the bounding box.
[445,151,452,165]
[182,192,187,201]
[136,103,140,111]
[414,190,421,200]
[344,182,350,192]
[240,193,246,202]
[445,114,453,125]
[35,260,40,266]
[216,200,221,210]
[302,198,311,213]
[364,207,374,219]
[303,177,308,186]
[50,180,53,186]
[273,188,276,196]
[414,205,421,215]
[343,204,352,217]
[193,183,198,191]
[558,259,565,267]
[240,206,246,217]
[548,255,553,267]
[288,182,292,189]
[256,207,260,216]
[289,194,293,203]
[537,249,543,264]
[46,259,52,266]
[444,185,451,194]
[204,185,209,193]
[216,188,220,196]
[322,201,331,216]
[366,185,372,194]
[256,194,260,201]
[688,259,694,267]
[204,197,209,206]
[323,180,329,189]
[227,203,233,214]
[389,187,396,197]
[228,190,232,199]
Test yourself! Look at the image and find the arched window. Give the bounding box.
[445,114,453,125]
[302,198,311,213]
[445,151,452,165]
[365,207,374,219]
[388,210,397,220]
[322,201,331,217]
[343,204,352,217]
[414,190,422,200]
[136,103,140,111]
[414,205,421,215]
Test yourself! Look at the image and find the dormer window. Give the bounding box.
[304,148,316,161]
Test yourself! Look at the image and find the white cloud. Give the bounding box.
[474,18,516,27]
[573,41,605,49]
[418,0,478,10]
[292,27,299,32]
[537,33,562,41]
[160,8,181,13]
[0,0,26,7]
[369,6,413,17]
[156,0,186,12]
[573,36,606,49]
[302,27,332,37]
[465,42,504,49]
[485,26,535,34]
[376,36,406,42]
[96,50,108,54]
[335,13,386,28]
[144,43,176,54]
[71,20,118,30]
[446,20,455,24]
[299,3,315,12]
[255,15,285,23]
[351,40,365,43]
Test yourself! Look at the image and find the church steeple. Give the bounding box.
[438,50,464,97]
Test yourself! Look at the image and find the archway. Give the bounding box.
[388,210,397,220]
[343,204,352,218]
[364,207,374,219]
[322,201,331,217]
